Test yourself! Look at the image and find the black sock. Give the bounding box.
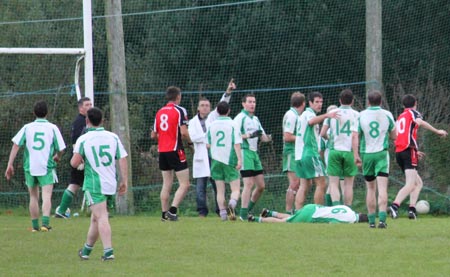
[409,206,416,213]
[169,206,177,214]
[392,203,399,210]
[162,211,167,219]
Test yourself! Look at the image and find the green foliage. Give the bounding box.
[0,1,449,213]
[423,123,450,193]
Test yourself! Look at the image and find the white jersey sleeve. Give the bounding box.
[12,120,66,176]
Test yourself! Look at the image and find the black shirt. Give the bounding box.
[71,114,87,144]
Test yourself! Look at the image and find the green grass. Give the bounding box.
[1,213,449,276]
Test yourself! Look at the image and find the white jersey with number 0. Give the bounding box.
[74,127,128,195]
[12,119,66,176]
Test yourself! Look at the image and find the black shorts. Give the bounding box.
[159,150,188,172]
[396,148,418,172]
[70,167,84,186]
[240,170,264,178]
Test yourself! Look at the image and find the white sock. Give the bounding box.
[229,198,237,208]
[220,209,227,221]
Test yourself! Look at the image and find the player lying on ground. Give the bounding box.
[248,204,368,224]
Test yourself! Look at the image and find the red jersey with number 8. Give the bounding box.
[395,108,422,152]
[154,102,189,152]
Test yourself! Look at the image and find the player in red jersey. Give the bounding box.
[389,94,447,219]
[151,86,193,221]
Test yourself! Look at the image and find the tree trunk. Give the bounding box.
[366,0,383,105]
[104,0,134,215]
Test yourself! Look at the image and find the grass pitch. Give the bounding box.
[1,212,449,276]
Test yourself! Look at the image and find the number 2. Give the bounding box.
[216,131,225,147]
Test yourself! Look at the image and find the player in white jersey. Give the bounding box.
[5,100,66,232]
[189,79,235,218]
[321,104,344,206]
[282,92,306,214]
[248,204,368,224]
[320,89,360,207]
[294,92,339,210]
[72,107,128,261]
[357,90,396,228]
[207,101,242,221]
[234,94,272,220]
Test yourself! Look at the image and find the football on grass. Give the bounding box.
[415,200,430,214]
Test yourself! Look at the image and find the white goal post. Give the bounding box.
[0,0,94,104]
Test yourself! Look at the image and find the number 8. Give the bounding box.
[160,114,169,131]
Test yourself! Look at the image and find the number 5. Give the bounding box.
[92,145,112,167]
[33,132,45,150]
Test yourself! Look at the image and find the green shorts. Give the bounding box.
[84,190,107,207]
[282,151,296,172]
[286,204,316,223]
[327,150,358,177]
[241,149,263,171]
[361,151,390,177]
[296,156,326,179]
[211,160,240,183]
[24,169,57,188]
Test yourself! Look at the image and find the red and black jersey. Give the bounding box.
[154,102,189,152]
[395,108,422,152]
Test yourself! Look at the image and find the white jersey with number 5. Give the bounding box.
[358,106,395,153]
[12,119,66,176]
[208,117,242,166]
[74,127,128,195]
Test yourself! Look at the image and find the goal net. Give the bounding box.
[1,1,449,215]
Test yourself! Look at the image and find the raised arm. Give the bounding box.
[208,79,236,124]
[416,118,448,137]
[308,109,340,126]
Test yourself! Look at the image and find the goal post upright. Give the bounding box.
[83,0,94,104]
[0,0,94,104]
